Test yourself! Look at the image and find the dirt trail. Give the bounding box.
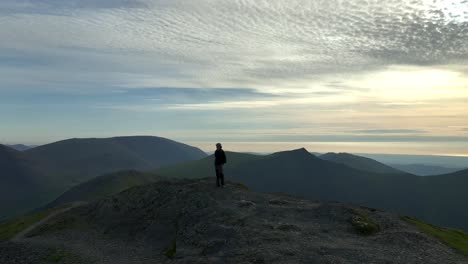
[11,203,84,242]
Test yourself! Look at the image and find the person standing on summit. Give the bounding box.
[214,143,227,187]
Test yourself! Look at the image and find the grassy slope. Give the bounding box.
[45,170,160,208]
[0,205,70,241]
[403,216,468,255]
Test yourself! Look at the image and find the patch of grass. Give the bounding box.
[26,214,87,238]
[165,239,177,258]
[41,249,70,263]
[232,182,249,191]
[350,209,380,235]
[0,205,69,241]
[402,216,468,255]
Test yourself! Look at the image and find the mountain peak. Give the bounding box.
[273,147,311,156]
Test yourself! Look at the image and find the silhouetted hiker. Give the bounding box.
[214,143,227,187]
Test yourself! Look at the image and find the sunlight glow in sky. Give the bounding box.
[0,0,467,155]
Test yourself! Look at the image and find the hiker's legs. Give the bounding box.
[215,165,224,187]
[215,166,221,187]
[218,165,225,186]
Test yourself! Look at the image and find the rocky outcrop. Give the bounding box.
[9,178,468,264]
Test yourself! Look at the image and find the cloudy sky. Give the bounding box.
[0,0,467,155]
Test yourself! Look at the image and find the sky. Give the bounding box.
[0,0,467,155]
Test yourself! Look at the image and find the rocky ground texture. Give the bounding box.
[3,178,468,264]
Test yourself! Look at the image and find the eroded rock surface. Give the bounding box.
[6,178,468,264]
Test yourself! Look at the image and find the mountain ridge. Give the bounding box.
[5,144,37,151]
[154,148,468,231]
[320,152,403,174]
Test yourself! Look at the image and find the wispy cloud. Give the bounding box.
[354,129,427,134]
[164,101,279,110]
[223,134,468,143]
[1,0,467,91]
[0,0,147,15]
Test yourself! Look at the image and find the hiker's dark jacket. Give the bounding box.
[214,149,227,165]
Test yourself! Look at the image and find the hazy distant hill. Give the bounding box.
[0,136,206,220]
[7,178,466,263]
[389,163,462,176]
[319,152,402,174]
[155,148,468,231]
[24,136,207,185]
[5,144,37,151]
[358,153,468,169]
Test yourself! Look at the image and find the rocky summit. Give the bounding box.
[4,178,467,264]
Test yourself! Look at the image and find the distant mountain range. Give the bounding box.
[153,148,468,231]
[3,137,468,233]
[318,152,462,176]
[5,144,37,151]
[0,136,207,220]
[389,163,462,176]
[319,152,402,174]
[358,153,468,169]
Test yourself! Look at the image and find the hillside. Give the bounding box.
[155,148,468,232]
[0,145,60,220]
[44,170,160,209]
[0,136,206,220]
[320,152,402,174]
[24,136,206,184]
[419,169,468,230]
[3,178,466,264]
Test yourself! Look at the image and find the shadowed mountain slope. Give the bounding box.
[44,170,161,209]
[1,136,206,220]
[8,178,466,264]
[0,145,59,219]
[155,148,468,231]
[418,169,468,230]
[320,152,403,174]
[24,136,206,184]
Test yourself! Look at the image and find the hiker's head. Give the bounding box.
[216,143,222,149]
